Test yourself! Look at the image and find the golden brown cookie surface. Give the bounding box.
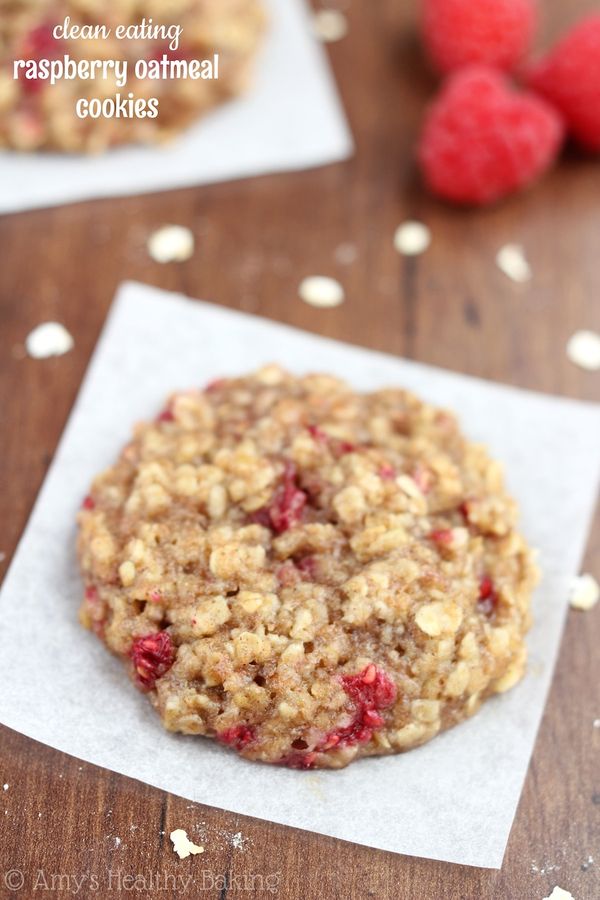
[77,366,538,769]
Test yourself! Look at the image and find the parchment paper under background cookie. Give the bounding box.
[1,282,599,868]
[0,0,352,214]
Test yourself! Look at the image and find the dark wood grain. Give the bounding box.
[1,1,599,898]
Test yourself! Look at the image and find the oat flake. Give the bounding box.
[496,244,532,283]
[313,9,348,42]
[25,322,74,359]
[170,829,204,859]
[393,221,431,257]
[569,573,599,611]
[147,226,194,264]
[298,276,345,308]
[566,330,600,372]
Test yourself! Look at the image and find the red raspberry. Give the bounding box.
[131,632,175,690]
[422,0,538,74]
[257,461,306,534]
[418,67,565,205]
[526,15,600,152]
[217,724,256,751]
[320,665,397,751]
[478,576,498,615]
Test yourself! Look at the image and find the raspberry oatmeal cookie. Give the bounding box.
[77,366,538,769]
[0,0,265,152]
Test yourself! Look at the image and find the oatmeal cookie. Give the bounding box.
[0,0,265,153]
[77,366,539,769]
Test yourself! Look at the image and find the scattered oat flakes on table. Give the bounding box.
[313,9,348,43]
[566,330,600,372]
[169,829,204,860]
[25,322,74,359]
[393,221,431,257]
[298,275,345,308]
[569,573,599,611]
[496,244,532,284]
[147,226,195,264]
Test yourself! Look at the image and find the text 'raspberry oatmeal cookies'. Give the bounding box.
[0,0,265,153]
[77,366,539,770]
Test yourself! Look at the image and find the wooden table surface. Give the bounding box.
[1,1,599,898]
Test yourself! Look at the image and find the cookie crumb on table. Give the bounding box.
[496,244,532,284]
[569,574,599,611]
[566,330,600,372]
[543,888,575,900]
[298,276,345,308]
[147,226,195,264]
[170,829,204,859]
[393,221,432,257]
[25,322,74,359]
[313,10,349,43]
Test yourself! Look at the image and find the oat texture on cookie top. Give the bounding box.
[77,365,539,770]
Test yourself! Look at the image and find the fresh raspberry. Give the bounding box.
[422,0,538,74]
[526,15,600,152]
[418,67,565,205]
[131,632,175,690]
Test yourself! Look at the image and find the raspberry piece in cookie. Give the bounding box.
[77,366,538,769]
[131,632,175,690]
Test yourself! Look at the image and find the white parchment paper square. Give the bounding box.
[0,0,352,214]
[1,281,599,869]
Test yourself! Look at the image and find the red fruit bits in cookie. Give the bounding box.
[418,67,565,206]
[422,0,538,74]
[267,461,307,533]
[131,632,175,690]
[526,15,600,152]
[320,665,397,750]
[478,576,498,615]
[77,367,538,768]
[218,725,256,751]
